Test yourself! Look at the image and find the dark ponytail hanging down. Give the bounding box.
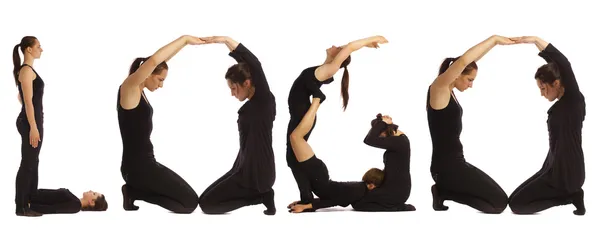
[340,55,352,111]
[129,57,149,75]
[12,36,39,86]
[341,66,350,111]
[12,44,22,86]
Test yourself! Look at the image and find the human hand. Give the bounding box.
[382,115,393,124]
[508,36,538,44]
[29,127,40,148]
[287,200,300,209]
[366,35,388,48]
[289,204,310,213]
[200,36,229,44]
[184,35,207,45]
[494,35,516,45]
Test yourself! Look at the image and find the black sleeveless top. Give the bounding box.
[117,87,155,162]
[16,64,45,123]
[426,86,465,164]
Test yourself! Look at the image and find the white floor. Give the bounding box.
[3,200,595,246]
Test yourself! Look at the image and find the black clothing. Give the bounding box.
[14,64,45,213]
[426,87,508,213]
[286,66,334,204]
[509,43,586,215]
[29,189,81,214]
[298,156,367,210]
[198,43,277,214]
[117,87,198,214]
[352,121,413,211]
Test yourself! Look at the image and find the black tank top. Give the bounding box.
[287,66,334,111]
[16,64,44,122]
[117,87,155,162]
[426,86,465,164]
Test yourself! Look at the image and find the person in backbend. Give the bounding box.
[197,36,277,216]
[426,35,516,214]
[287,98,371,213]
[28,189,108,214]
[507,36,586,216]
[351,114,415,212]
[12,36,45,217]
[118,35,206,214]
[286,35,388,212]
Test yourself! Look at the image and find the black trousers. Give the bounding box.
[508,160,582,214]
[15,117,43,212]
[431,161,508,213]
[286,108,318,204]
[198,168,268,214]
[121,160,199,214]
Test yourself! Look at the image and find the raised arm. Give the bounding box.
[431,35,514,89]
[315,35,388,81]
[364,120,404,151]
[512,36,579,94]
[119,35,204,109]
[121,35,203,89]
[204,36,272,100]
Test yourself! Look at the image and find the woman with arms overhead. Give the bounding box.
[508,36,586,216]
[287,98,374,213]
[118,35,205,214]
[426,35,515,213]
[13,36,45,217]
[28,189,108,214]
[352,114,415,212]
[285,35,388,211]
[197,36,277,215]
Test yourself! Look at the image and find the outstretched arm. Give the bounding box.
[431,35,515,89]
[512,36,579,94]
[119,35,205,109]
[203,36,272,99]
[315,35,388,81]
[121,35,205,89]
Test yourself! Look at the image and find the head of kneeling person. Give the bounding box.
[362,168,384,190]
[80,191,108,211]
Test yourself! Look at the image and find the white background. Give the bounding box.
[0,0,597,245]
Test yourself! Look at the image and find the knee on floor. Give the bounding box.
[508,200,533,214]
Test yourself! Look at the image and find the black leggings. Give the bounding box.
[286,109,318,204]
[432,161,508,213]
[198,168,270,214]
[508,167,580,214]
[121,161,199,214]
[15,117,43,212]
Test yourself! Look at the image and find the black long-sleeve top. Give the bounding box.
[352,121,412,211]
[228,43,277,193]
[539,43,586,193]
[311,181,368,210]
[29,188,81,214]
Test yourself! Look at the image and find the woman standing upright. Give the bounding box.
[426,35,515,214]
[13,36,45,217]
[118,35,205,214]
